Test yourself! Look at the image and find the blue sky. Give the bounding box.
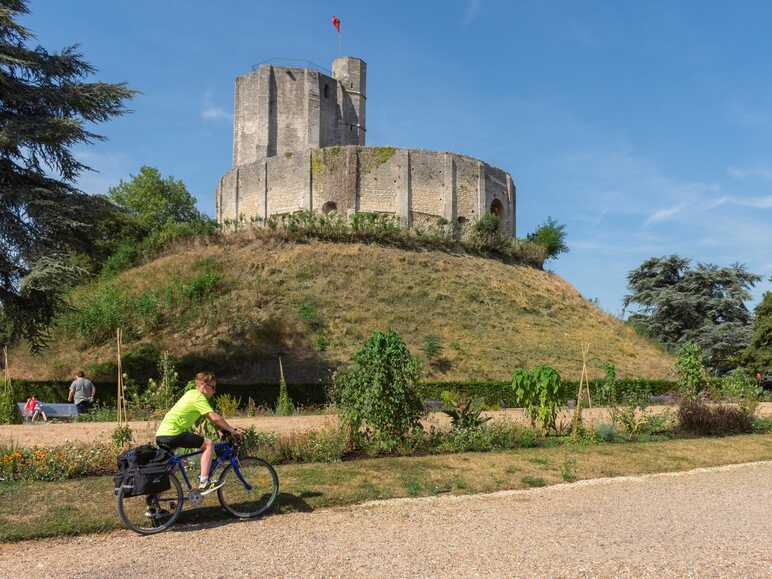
[23,1,772,314]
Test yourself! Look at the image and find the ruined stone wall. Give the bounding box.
[218,146,516,237]
[231,58,367,166]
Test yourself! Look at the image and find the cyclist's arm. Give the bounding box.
[205,411,239,435]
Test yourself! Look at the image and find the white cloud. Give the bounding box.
[643,204,686,227]
[201,90,232,123]
[727,166,772,181]
[201,106,231,121]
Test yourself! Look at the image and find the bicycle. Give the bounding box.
[116,433,279,535]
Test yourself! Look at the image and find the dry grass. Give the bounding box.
[11,237,674,382]
[2,434,771,542]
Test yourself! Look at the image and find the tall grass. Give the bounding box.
[223,210,546,268]
[60,258,224,345]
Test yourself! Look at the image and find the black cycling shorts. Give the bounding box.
[156,432,205,450]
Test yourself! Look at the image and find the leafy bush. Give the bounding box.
[0,379,17,425]
[511,366,564,432]
[674,342,706,401]
[527,217,568,261]
[215,393,241,417]
[469,213,508,253]
[440,391,491,430]
[677,401,754,436]
[594,422,617,442]
[275,374,295,416]
[718,368,761,408]
[111,424,133,448]
[334,330,424,448]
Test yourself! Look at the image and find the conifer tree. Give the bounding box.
[0,0,135,350]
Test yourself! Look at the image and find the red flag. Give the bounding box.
[331,16,341,33]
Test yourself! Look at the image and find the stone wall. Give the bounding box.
[232,58,366,166]
[217,146,516,237]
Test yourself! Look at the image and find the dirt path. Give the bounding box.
[1,461,771,577]
[3,403,772,447]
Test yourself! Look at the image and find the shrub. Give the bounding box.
[440,391,491,431]
[215,393,241,417]
[275,374,295,417]
[0,379,17,425]
[719,368,761,409]
[511,366,564,433]
[335,330,424,448]
[674,342,706,401]
[422,335,443,361]
[609,381,653,439]
[111,424,133,448]
[469,213,508,253]
[677,401,754,436]
[527,217,568,261]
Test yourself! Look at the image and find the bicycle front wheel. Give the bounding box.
[217,456,279,518]
[116,472,184,535]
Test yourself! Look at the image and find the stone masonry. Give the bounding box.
[218,57,516,236]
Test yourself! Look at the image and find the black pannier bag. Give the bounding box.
[114,444,172,497]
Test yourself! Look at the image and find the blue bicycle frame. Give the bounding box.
[167,441,253,492]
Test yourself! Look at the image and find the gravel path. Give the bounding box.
[2,461,771,577]
[5,403,772,447]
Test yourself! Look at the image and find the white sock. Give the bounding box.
[199,476,208,486]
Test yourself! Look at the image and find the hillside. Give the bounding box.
[11,236,674,383]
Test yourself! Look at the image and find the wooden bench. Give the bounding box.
[16,402,79,422]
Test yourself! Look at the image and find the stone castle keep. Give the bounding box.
[216,57,516,236]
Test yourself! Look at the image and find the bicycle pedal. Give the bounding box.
[188,489,204,506]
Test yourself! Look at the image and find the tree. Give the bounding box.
[743,289,772,371]
[0,0,135,350]
[108,166,207,233]
[624,256,761,371]
[527,217,568,261]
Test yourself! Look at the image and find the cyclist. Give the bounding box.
[155,371,242,494]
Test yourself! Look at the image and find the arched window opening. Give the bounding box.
[490,199,504,218]
[323,84,329,99]
[322,201,337,214]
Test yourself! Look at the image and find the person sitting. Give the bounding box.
[155,371,242,494]
[68,370,95,414]
[23,395,48,423]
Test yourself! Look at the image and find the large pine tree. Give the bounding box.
[0,0,135,350]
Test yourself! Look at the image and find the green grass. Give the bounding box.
[2,434,772,542]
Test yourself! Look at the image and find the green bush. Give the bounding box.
[335,330,424,448]
[0,379,17,425]
[111,424,133,448]
[674,342,706,401]
[512,366,564,432]
[275,374,295,416]
[422,335,442,361]
[215,393,241,417]
[440,391,491,431]
[469,213,508,253]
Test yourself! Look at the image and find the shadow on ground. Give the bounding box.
[170,491,322,533]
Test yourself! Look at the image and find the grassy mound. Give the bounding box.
[11,234,674,383]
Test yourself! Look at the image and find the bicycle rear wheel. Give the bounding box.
[217,456,279,518]
[116,472,184,535]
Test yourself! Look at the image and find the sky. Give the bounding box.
[22,1,772,315]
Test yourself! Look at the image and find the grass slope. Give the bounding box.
[12,236,673,383]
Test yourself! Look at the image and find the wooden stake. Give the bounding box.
[278,354,285,385]
[572,343,592,435]
[2,345,10,393]
[116,328,128,426]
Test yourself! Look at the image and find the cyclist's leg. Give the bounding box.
[199,438,213,482]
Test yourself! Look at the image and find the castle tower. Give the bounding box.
[231,57,367,167]
[331,57,366,146]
